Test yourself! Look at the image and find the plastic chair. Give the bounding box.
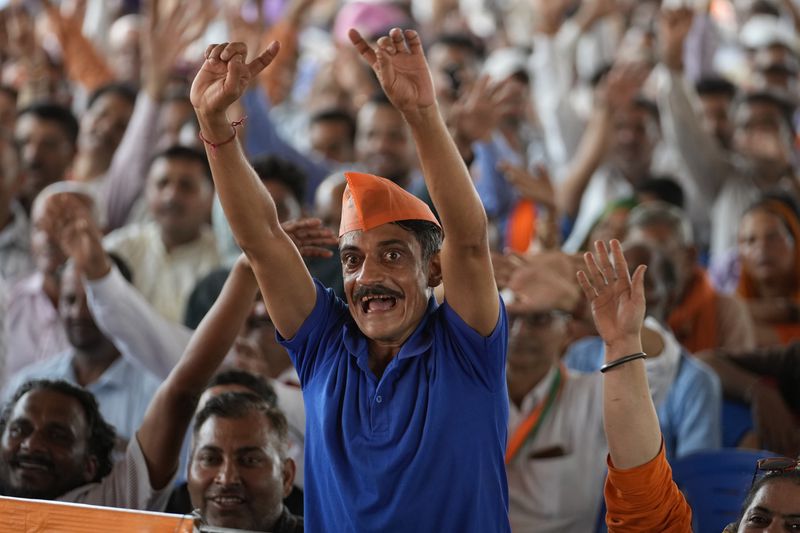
[721,399,754,448]
[671,448,778,533]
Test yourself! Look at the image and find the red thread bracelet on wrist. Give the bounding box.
[198,116,247,156]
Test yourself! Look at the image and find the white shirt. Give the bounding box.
[507,367,607,533]
[104,222,221,324]
[58,435,174,511]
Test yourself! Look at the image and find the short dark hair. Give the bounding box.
[635,176,685,208]
[149,145,212,183]
[206,370,278,407]
[695,77,737,100]
[252,155,307,204]
[310,108,357,144]
[736,469,800,529]
[184,268,230,329]
[193,392,289,456]
[0,380,116,483]
[17,103,80,146]
[86,82,137,110]
[393,219,443,262]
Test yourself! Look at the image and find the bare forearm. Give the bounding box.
[196,111,283,250]
[406,106,488,245]
[137,260,259,487]
[603,340,662,469]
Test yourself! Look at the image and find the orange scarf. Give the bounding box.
[667,267,719,353]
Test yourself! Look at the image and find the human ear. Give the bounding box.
[282,458,296,498]
[426,252,442,287]
[83,454,99,483]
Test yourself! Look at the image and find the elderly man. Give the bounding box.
[625,202,755,353]
[192,28,508,532]
[502,253,607,532]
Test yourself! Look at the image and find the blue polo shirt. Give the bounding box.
[279,280,510,532]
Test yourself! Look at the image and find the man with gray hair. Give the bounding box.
[625,201,756,353]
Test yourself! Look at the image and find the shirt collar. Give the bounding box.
[515,365,559,417]
[66,353,127,390]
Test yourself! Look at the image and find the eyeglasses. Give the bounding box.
[511,310,572,329]
[751,457,800,487]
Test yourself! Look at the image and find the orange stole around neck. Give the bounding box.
[668,267,719,353]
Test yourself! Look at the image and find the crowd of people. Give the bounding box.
[0,0,799,531]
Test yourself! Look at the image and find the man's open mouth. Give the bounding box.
[361,295,398,313]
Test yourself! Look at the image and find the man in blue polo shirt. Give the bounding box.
[190,28,509,532]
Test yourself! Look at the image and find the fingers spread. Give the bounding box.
[594,240,617,282]
[584,250,607,289]
[576,270,598,300]
[610,239,632,284]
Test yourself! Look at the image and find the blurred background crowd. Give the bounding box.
[0,0,799,531]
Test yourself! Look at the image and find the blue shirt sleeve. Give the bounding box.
[438,297,508,392]
[277,280,348,387]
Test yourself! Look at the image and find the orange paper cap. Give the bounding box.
[339,171,440,237]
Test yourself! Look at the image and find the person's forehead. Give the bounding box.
[628,223,682,247]
[15,114,68,140]
[339,224,418,250]
[148,157,206,181]
[90,92,134,114]
[196,412,274,450]
[749,479,800,515]
[11,389,86,427]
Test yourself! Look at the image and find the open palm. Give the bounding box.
[577,240,646,347]
[190,41,279,116]
[349,28,435,114]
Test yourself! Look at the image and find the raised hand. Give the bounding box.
[190,41,280,118]
[577,240,646,351]
[349,27,435,118]
[281,218,338,258]
[597,61,651,112]
[498,162,556,208]
[142,0,216,100]
[59,213,112,280]
[450,76,518,144]
[658,7,694,71]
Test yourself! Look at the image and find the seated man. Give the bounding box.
[3,251,159,445]
[4,184,98,383]
[502,252,607,532]
[188,392,302,532]
[625,201,755,353]
[565,242,722,460]
[104,145,220,323]
[0,211,263,510]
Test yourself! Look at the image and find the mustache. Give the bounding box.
[206,487,247,499]
[353,284,403,302]
[11,452,55,471]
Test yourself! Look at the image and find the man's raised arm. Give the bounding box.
[350,28,498,335]
[190,41,315,338]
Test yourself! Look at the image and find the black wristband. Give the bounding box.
[600,352,647,373]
